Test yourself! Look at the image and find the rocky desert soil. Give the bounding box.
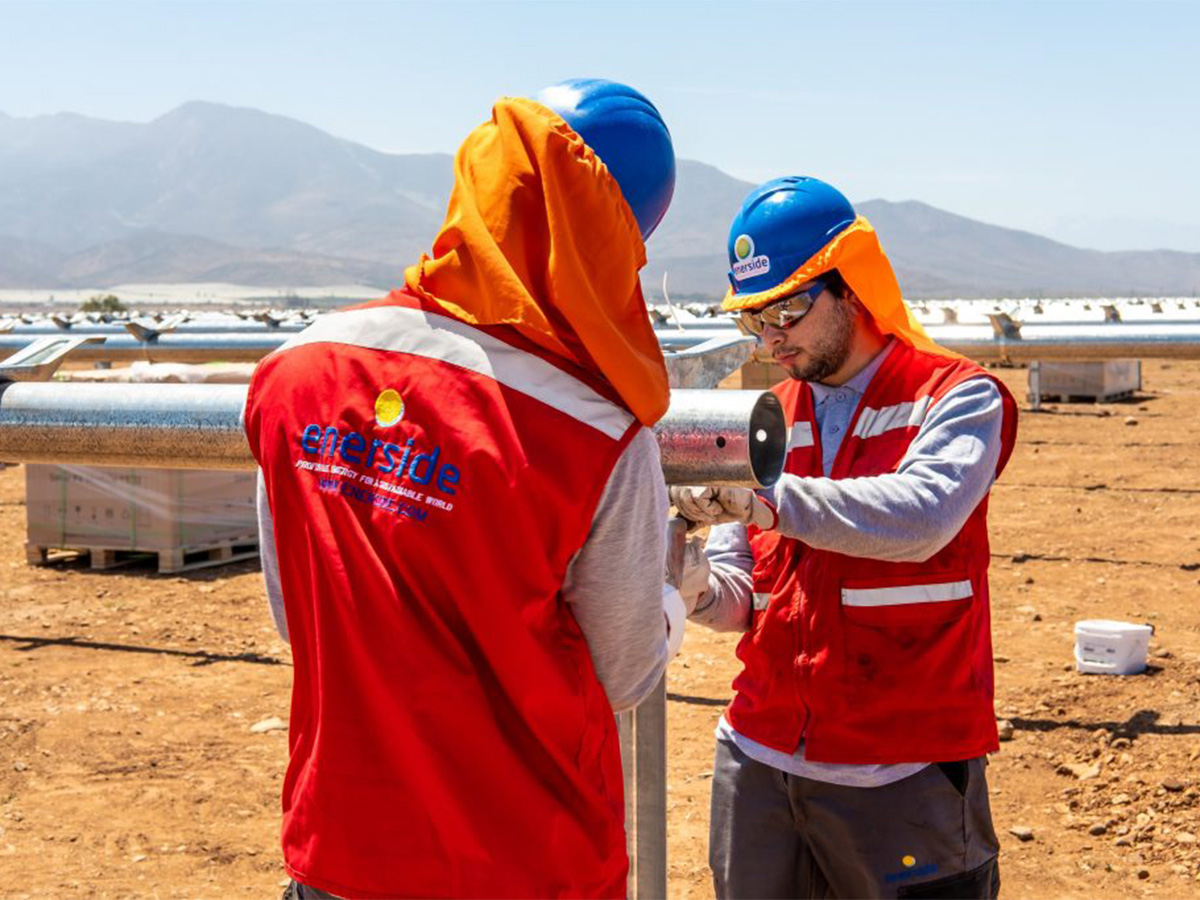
[2,361,1199,898]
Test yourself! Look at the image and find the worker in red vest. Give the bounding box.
[245,79,680,899]
[672,177,1018,899]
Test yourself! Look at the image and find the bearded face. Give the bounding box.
[763,287,858,385]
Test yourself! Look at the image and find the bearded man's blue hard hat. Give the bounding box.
[727,176,857,298]
[536,78,676,240]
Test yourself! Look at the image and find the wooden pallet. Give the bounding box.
[25,537,259,574]
[1033,389,1137,404]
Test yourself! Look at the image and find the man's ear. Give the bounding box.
[849,293,884,336]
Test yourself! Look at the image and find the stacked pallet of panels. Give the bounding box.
[25,464,258,573]
[1031,360,1142,403]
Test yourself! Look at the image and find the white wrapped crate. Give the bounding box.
[1030,360,1141,402]
[25,464,258,572]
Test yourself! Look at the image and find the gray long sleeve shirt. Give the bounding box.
[258,426,670,714]
[693,340,1006,786]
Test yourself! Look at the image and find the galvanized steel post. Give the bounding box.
[0,383,788,489]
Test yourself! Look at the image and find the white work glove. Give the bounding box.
[662,584,687,660]
[669,485,777,531]
[678,535,711,616]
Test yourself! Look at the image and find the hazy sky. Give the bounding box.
[3,0,1198,252]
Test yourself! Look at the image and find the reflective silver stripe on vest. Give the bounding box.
[752,592,771,611]
[841,580,973,607]
[277,306,636,440]
[787,421,814,451]
[851,395,934,440]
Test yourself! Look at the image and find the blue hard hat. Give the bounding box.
[727,176,857,297]
[536,78,675,240]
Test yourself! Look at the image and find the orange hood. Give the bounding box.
[404,97,670,426]
[722,215,957,359]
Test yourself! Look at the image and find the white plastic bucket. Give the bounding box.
[1074,619,1153,675]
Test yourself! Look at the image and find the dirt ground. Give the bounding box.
[2,361,1200,899]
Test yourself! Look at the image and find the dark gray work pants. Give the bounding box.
[710,737,1001,899]
[282,880,341,900]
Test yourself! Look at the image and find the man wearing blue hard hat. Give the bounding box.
[250,78,683,899]
[672,177,1019,899]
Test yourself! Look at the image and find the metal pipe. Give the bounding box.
[11,319,1200,364]
[0,321,309,336]
[654,328,745,350]
[652,389,786,487]
[619,677,668,900]
[660,322,1200,362]
[927,322,1200,362]
[0,332,287,363]
[0,382,251,469]
[0,327,737,361]
[0,383,788,487]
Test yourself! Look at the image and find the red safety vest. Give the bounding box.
[244,289,640,899]
[727,341,1018,764]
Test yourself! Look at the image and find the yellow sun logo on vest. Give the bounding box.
[374,389,405,427]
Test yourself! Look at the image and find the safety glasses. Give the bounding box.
[738,277,829,336]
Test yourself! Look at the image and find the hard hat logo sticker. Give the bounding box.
[731,233,770,282]
[375,389,405,427]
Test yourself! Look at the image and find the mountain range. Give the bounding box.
[2,102,1198,299]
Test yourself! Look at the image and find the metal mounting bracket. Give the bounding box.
[0,336,106,383]
[124,319,161,342]
[662,333,756,390]
[123,314,183,342]
[987,313,1023,340]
